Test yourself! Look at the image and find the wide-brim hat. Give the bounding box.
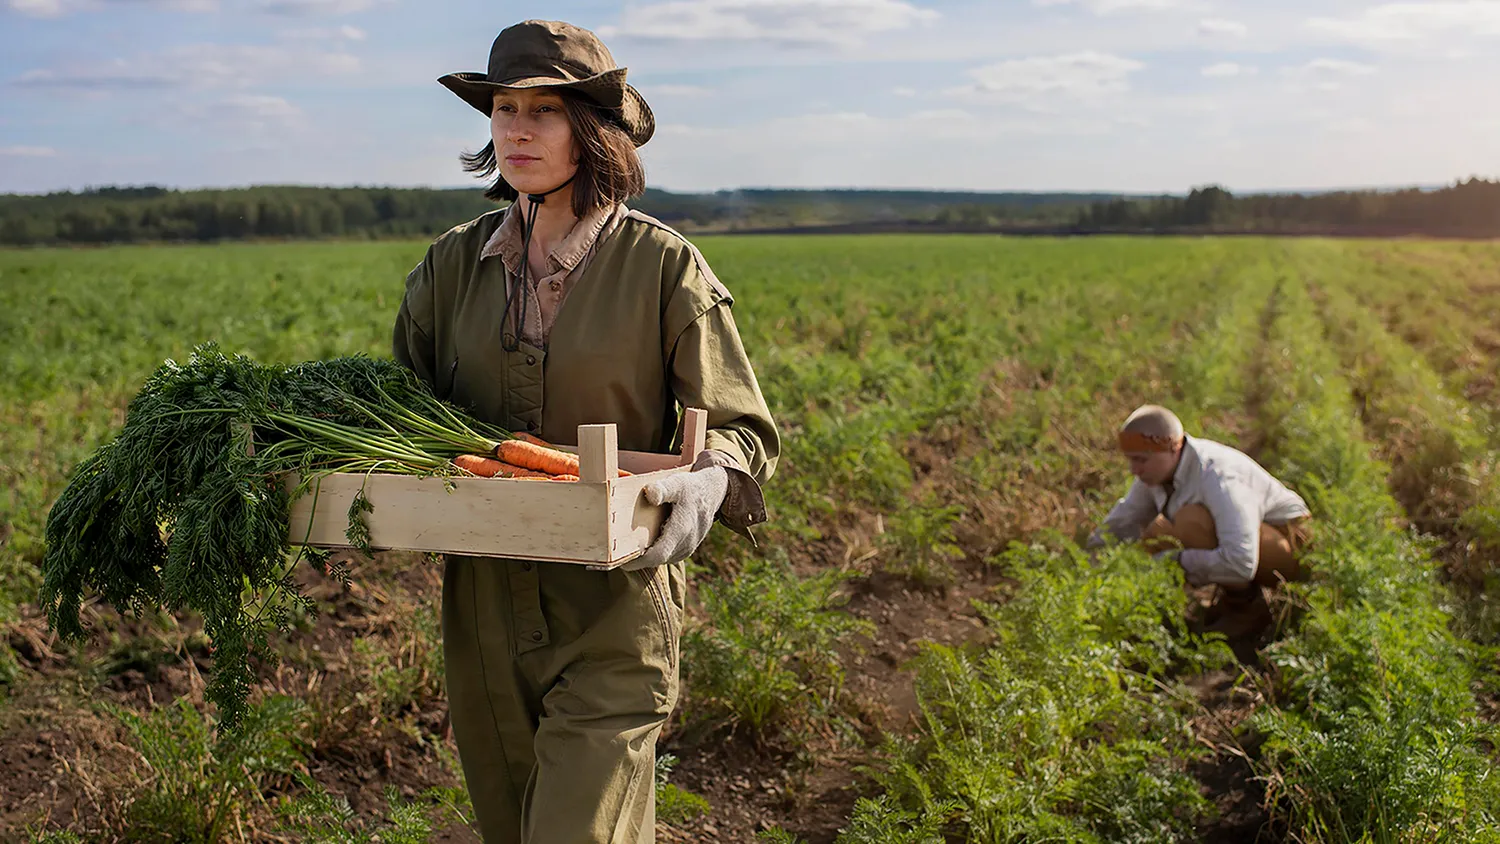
[439,19,654,147]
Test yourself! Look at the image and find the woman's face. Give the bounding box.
[491,88,579,197]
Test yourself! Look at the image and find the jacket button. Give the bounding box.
[526,355,537,366]
[549,280,562,291]
[520,561,532,572]
[530,630,544,642]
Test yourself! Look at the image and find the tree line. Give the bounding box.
[0,178,1496,245]
[1075,178,1500,237]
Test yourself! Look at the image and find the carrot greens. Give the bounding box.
[39,343,508,728]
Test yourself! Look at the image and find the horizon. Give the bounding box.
[0,177,1476,201]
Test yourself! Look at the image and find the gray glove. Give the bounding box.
[623,464,729,571]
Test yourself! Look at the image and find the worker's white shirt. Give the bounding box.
[1092,435,1311,586]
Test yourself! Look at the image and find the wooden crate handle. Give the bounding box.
[680,407,708,466]
[577,423,619,484]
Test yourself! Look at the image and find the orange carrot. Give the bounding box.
[453,454,506,477]
[492,460,550,478]
[454,454,549,478]
[548,474,579,482]
[496,437,633,478]
[496,439,579,476]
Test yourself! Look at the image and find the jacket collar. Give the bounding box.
[480,201,620,277]
[1169,435,1200,490]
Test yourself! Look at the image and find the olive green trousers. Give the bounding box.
[442,555,685,843]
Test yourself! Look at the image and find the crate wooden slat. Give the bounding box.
[285,408,709,568]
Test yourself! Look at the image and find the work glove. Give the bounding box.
[623,463,729,571]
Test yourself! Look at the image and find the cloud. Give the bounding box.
[1202,62,1256,77]
[1308,2,1500,48]
[1197,18,1247,37]
[0,145,59,157]
[1296,58,1377,76]
[172,93,307,134]
[598,0,939,47]
[645,108,1131,190]
[1033,0,1192,14]
[644,84,712,97]
[6,0,69,15]
[6,0,212,16]
[278,24,366,40]
[892,86,916,96]
[13,44,360,91]
[1282,57,1377,93]
[256,0,379,15]
[955,51,1145,103]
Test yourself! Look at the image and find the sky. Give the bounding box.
[1,0,1497,195]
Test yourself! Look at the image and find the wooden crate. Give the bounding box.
[284,408,708,568]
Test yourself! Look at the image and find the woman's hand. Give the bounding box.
[624,465,729,570]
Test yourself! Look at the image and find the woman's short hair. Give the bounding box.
[461,89,646,217]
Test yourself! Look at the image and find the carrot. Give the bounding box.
[453,454,506,477]
[496,439,579,476]
[454,454,550,478]
[548,474,579,482]
[495,437,634,478]
[492,459,550,478]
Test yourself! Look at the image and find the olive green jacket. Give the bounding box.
[392,207,778,535]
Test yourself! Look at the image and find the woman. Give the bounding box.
[391,19,779,843]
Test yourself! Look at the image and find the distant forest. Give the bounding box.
[1,177,1496,245]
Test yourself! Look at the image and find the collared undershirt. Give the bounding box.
[480,200,628,348]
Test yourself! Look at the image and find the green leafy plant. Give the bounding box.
[654,753,711,826]
[834,794,952,844]
[109,695,306,842]
[881,493,965,587]
[273,773,436,844]
[38,344,509,727]
[854,540,1227,843]
[1248,269,1500,841]
[684,557,874,736]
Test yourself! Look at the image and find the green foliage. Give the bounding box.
[0,185,1129,247]
[855,542,1231,843]
[1077,177,1500,237]
[654,754,711,826]
[880,492,965,586]
[683,557,874,735]
[37,344,503,727]
[755,829,807,844]
[110,695,306,842]
[835,794,953,844]
[349,602,444,718]
[273,774,438,844]
[8,234,1500,841]
[1248,272,1500,841]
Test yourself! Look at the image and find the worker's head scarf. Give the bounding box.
[1117,404,1184,454]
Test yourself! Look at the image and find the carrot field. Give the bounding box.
[2,234,1499,842]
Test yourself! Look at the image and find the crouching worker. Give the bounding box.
[1086,404,1312,638]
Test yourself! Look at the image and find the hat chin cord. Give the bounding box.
[502,173,576,352]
